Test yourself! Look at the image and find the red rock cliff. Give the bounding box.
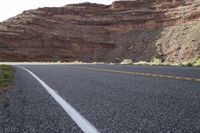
[0,0,200,62]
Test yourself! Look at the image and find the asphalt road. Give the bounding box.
[1,64,200,133]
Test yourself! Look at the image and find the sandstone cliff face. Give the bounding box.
[0,0,200,63]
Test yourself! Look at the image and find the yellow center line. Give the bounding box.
[69,66,200,82]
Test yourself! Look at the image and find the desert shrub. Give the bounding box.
[181,58,200,67]
[133,58,162,66]
[151,58,162,65]
[120,59,134,65]
[181,62,193,67]
[134,61,150,65]
[120,58,162,66]
[52,56,61,62]
[193,58,200,66]
[186,62,194,67]
[71,61,85,64]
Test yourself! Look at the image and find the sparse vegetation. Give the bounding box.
[52,56,61,63]
[120,59,134,65]
[62,61,108,64]
[71,61,86,64]
[193,58,200,66]
[10,59,198,67]
[151,58,162,65]
[181,58,200,67]
[134,61,150,65]
[0,65,15,108]
[120,58,162,66]
[119,58,200,67]
[181,62,194,67]
[0,65,15,91]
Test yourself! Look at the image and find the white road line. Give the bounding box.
[17,66,100,133]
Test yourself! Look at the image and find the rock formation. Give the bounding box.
[0,0,200,63]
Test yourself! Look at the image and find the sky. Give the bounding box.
[0,0,115,22]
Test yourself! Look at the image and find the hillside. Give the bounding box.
[0,0,200,63]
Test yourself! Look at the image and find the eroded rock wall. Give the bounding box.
[0,0,200,63]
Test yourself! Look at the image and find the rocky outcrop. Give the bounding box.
[0,0,200,63]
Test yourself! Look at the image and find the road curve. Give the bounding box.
[1,64,200,133]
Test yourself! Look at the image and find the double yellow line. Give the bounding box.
[72,67,200,82]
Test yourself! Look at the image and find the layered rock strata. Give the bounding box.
[0,0,200,62]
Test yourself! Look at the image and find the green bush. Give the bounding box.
[151,58,162,65]
[193,58,200,66]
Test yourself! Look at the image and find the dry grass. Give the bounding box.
[0,65,15,92]
[0,65,14,108]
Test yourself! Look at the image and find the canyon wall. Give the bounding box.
[0,0,200,63]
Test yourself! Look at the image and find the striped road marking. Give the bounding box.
[18,66,100,133]
[72,67,200,82]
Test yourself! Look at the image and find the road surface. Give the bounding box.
[1,64,200,133]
